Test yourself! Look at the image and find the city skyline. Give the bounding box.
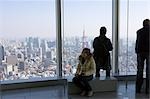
[0,36,137,81]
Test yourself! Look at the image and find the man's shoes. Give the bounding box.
[87,91,93,97]
[80,91,86,96]
[136,90,141,94]
[95,74,100,77]
[145,89,149,94]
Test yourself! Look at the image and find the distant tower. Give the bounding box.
[82,29,88,49]
[82,29,85,48]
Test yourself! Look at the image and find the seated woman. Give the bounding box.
[73,48,96,97]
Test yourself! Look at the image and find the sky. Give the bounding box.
[0,0,56,40]
[0,0,149,40]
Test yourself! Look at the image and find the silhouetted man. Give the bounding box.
[135,19,150,94]
[93,27,113,77]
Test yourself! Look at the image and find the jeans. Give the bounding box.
[136,53,149,93]
[73,75,93,91]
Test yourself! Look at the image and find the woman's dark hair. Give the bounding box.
[82,48,92,58]
[79,55,85,64]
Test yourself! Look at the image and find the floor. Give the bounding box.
[70,81,149,99]
[0,81,149,99]
[0,85,68,99]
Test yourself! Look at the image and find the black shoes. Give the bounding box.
[136,90,141,94]
[145,89,149,94]
[95,74,100,77]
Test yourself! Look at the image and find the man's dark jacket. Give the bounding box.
[135,26,149,54]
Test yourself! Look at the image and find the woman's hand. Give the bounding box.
[81,72,85,76]
[75,73,79,77]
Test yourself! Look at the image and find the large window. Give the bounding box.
[62,0,112,77]
[0,0,56,81]
[1,0,149,82]
[119,0,150,75]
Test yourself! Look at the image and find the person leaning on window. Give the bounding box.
[72,48,96,97]
[93,26,113,78]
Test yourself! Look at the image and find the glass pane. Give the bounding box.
[119,0,149,75]
[0,0,56,82]
[62,0,112,77]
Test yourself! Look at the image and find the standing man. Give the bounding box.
[93,27,113,77]
[135,19,150,94]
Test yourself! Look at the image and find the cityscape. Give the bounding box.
[0,36,137,81]
[0,0,148,82]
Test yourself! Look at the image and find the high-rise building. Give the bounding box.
[47,41,55,48]
[17,52,24,61]
[46,51,52,59]
[0,45,4,65]
[33,37,39,48]
[18,61,25,71]
[40,40,46,59]
[26,37,32,49]
[6,55,18,65]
